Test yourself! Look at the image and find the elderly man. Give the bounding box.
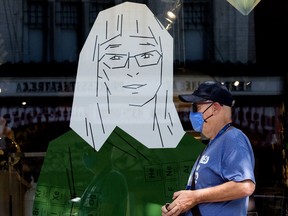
[162,80,256,216]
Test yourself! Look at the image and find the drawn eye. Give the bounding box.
[140,52,153,59]
[110,55,124,61]
[134,50,161,67]
[101,53,128,69]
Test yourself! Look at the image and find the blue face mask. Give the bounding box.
[189,112,204,132]
[189,103,214,132]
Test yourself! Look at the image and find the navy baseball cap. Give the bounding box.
[178,81,234,107]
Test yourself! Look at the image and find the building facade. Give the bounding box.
[0,0,257,65]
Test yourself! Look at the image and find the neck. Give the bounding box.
[210,120,232,140]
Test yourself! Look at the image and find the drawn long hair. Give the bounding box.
[70,2,184,150]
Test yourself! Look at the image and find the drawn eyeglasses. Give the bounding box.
[100,50,162,69]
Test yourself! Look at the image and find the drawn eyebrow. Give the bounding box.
[139,42,156,47]
[105,44,122,50]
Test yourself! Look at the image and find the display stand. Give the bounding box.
[0,169,24,216]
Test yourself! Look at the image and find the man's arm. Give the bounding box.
[162,180,255,216]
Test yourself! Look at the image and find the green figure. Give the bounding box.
[79,146,128,216]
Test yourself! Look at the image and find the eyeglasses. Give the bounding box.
[191,102,214,113]
[100,50,162,69]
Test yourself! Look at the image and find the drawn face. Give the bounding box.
[99,34,163,106]
[70,2,184,151]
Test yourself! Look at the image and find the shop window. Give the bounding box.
[183,0,210,30]
[55,1,79,29]
[23,0,47,29]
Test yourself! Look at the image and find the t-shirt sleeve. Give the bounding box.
[221,131,256,183]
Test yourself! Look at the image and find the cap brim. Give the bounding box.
[178,94,206,103]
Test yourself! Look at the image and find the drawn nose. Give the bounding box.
[127,57,140,77]
[128,56,139,68]
[126,70,140,78]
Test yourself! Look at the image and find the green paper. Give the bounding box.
[33,128,204,216]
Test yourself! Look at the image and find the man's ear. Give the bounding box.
[213,102,223,113]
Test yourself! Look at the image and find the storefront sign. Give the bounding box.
[0,78,75,97]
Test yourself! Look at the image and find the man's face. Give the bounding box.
[99,35,163,106]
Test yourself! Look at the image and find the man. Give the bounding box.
[162,80,256,216]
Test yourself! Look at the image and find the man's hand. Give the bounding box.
[161,190,198,216]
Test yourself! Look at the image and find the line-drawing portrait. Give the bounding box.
[70,2,185,151]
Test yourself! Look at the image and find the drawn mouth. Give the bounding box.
[122,84,147,89]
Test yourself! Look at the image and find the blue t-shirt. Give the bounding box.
[186,126,255,216]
